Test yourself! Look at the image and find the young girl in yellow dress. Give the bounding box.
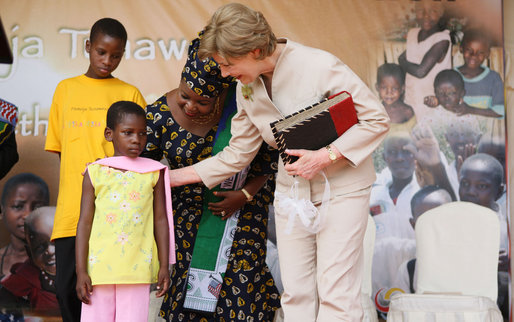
[75,101,172,321]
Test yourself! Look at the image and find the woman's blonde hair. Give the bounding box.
[198,3,277,60]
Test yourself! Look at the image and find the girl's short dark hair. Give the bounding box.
[106,101,145,130]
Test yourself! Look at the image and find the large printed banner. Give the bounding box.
[0,0,508,320]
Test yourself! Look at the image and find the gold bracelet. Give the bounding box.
[241,188,253,202]
[326,145,337,163]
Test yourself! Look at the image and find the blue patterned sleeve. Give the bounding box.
[141,97,167,161]
[247,143,279,178]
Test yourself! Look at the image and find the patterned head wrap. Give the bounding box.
[0,98,18,128]
[0,98,18,144]
[181,37,233,98]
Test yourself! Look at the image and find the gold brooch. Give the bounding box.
[241,85,253,101]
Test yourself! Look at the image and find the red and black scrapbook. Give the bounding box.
[270,91,358,164]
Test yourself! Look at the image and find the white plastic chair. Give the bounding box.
[362,215,379,322]
[387,201,503,322]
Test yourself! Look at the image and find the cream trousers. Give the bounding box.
[275,186,371,322]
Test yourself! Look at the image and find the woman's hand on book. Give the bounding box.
[284,147,344,180]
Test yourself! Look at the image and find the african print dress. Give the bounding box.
[143,89,280,322]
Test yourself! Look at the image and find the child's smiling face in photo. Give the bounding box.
[461,39,489,71]
[377,75,403,107]
[415,3,443,32]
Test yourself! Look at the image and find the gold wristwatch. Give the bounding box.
[326,145,337,163]
[241,188,253,202]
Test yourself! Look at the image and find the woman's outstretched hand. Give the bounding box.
[169,166,202,187]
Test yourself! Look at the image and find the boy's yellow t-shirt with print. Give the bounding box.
[44,75,146,240]
[86,164,159,284]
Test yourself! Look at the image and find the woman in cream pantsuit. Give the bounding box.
[169,3,390,321]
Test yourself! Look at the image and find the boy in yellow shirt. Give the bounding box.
[44,17,146,321]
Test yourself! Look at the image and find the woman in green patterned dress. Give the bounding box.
[142,37,280,321]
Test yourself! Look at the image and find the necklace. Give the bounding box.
[189,96,221,125]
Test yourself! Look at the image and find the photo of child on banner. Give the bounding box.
[370,2,508,318]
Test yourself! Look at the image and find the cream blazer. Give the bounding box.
[194,39,390,202]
